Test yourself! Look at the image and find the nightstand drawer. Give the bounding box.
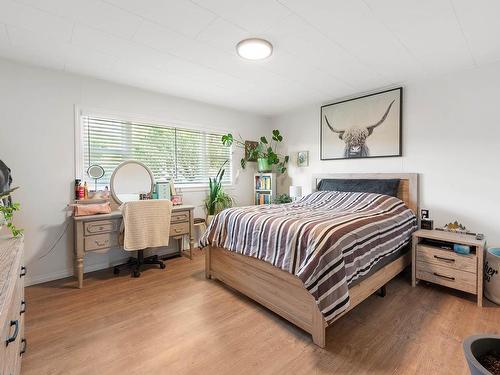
[416,260,476,294]
[417,245,476,273]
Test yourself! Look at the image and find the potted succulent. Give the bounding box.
[0,187,23,237]
[204,160,234,225]
[222,129,289,173]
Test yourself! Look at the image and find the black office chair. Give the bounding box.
[113,249,165,278]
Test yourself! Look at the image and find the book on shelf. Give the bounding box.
[255,192,271,205]
[255,175,272,190]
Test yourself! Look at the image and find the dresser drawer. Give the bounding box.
[417,245,476,273]
[84,219,119,235]
[1,275,24,375]
[416,260,476,294]
[170,222,189,236]
[84,233,118,252]
[171,211,189,223]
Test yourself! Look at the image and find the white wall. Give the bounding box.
[272,62,500,247]
[0,58,269,285]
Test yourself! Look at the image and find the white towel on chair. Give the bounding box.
[120,200,172,251]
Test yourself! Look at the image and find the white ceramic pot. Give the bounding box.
[206,215,214,226]
[0,201,5,230]
[484,248,500,305]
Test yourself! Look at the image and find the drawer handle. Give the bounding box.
[433,272,455,281]
[95,240,109,247]
[20,338,27,356]
[20,266,27,278]
[433,255,455,263]
[20,300,26,315]
[174,228,182,233]
[5,320,19,346]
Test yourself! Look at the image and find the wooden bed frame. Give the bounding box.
[205,173,418,348]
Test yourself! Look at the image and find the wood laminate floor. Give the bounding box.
[23,249,499,375]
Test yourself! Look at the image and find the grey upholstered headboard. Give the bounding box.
[312,173,418,214]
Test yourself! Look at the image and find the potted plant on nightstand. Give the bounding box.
[221,129,289,173]
[204,160,234,225]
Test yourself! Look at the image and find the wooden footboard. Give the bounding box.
[205,246,411,348]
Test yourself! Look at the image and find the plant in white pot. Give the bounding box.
[204,160,233,225]
[221,129,289,173]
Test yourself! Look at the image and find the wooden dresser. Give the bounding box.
[73,205,195,288]
[412,229,486,306]
[0,235,26,375]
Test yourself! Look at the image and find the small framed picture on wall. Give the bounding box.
[297,151,309,167]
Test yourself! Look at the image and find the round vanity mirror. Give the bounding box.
[110,160,154,205]
[87,164,105,179]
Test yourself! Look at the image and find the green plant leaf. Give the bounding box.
[221,133,234,146]
[284,155,289,163]
[240,158,246,169]
[260,136,268,144]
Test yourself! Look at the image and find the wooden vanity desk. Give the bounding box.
[73,204,195,288]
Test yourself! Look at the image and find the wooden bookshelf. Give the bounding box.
[254,173,276,205]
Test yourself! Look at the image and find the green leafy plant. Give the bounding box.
[0,187,23,238]
[273,194,292,204]
[222,129,289,173]
[204,160,234,216]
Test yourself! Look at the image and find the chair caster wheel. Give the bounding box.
[132,269,141,278]
[160,262,166,269]
[113,267,120,275]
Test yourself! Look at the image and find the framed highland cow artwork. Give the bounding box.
[320,87,402,160]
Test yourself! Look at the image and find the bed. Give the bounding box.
[202,173,418,347]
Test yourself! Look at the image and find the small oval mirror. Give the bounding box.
[87,165,105,179]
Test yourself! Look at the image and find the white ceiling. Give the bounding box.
[0,0,499,115]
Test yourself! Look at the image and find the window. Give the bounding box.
[80,114,232,188]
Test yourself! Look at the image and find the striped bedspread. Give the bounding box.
[200,191,417,323]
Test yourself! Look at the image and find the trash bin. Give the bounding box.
[484,248,500,305]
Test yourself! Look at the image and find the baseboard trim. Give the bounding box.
[26,248,181,286]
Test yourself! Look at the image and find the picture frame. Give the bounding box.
[320,87,402,160]
[245,140,259,162]
[297,151,309,167]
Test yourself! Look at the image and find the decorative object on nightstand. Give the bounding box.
[289,185,302,202]
[254,173,276,205]
[420,208,434,230]
[412,229,486,306]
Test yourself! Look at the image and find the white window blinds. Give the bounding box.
[81,115,231,187]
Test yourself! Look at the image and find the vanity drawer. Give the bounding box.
[171,211,189,223]
[417,245,476,273]
[416,260,476,294]
[84,220,119,235]
[170,222,189,236]
[84,233,118,252]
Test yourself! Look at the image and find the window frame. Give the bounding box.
[74,105,234,191]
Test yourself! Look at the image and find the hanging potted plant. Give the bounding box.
[204,160,234,225]
[0,187,23,237]
[221,129,289,173]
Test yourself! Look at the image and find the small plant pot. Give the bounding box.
[206,215,214,226]
[463,334,500,375]
[257,158,271,172]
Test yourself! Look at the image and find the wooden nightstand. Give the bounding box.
[412,229,486,306]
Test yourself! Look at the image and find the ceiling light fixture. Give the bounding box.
[236,38,273,60]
